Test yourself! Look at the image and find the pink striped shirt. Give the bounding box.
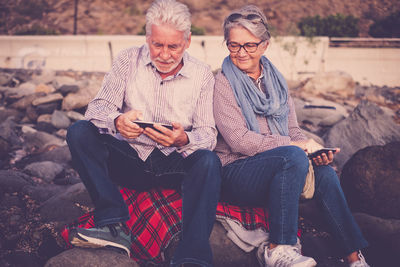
[213,70,307,166]
[85,45,217,161]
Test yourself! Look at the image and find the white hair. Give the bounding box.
[146,0,191,40]
[223,5,271,42]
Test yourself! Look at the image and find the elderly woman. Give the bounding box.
[213,5,370,267]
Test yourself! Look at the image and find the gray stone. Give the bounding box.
[294,97,347,127]
[18,145,71,166]
[51,110,71,129]
[341,142,400,219]
[0,108,22,124]
[16,82,36,96]
[61,80,101,111]
[0,170,33,192]
[22,130,65,150]
[66,110,85,121]
[32,69,56,85]
[37,114,52,124]
[45,248,139,267]
[0,136,10,160]
[39,183,93,222]
[0,117,22,147]
[22,184,65,203]
[52,76,77,89]
[9,92,46,110]
[35,102,60,115]
[0,72,12,86]
[324,100,400,169]
[58,84,80,96]
[24,161,64,182]
[32,93,63,106]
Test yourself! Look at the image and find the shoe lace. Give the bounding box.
[106,224,119,237]
[350,251,370,267]
[274,245,303,266]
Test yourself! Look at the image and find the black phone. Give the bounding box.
[133,120,173,131]
[308,148,338,158]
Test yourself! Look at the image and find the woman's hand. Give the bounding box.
[115,110,144,139]
[311,148,340,166]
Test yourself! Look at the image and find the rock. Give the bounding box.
[39,183,93,222]
[57,84,80,96]
[37,114,52,124]
[16,82,37,96]
[22,130,65,150]
[8,92,46,110]
[302,71,355,98]
[0,72,12,86]
[22,184,65,203]
[61,80,101,111]
[0,136,10,160]
[32,93,63,106]
[35,83,56,94]
[4,251,41,267]
[51,110,71,129]
[0,108,22,123]
[32,69,56,85]
[0,117,21,147]
[45,248,139,267]
[24,161,64,182]
[35,102,61,115]
[324,101,400,169]
[0,170,34,192]
[26,104,39,122]
[52,76,77,90]
[302,129,325,146]
[66,110,85,121]
[16,145,72,167]
[294,97,347,127]
[340,142,400,219]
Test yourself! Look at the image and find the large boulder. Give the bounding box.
[45,248,139,267]
[340,142,400,219]
[302,71,355,98]
[324,100,400,169]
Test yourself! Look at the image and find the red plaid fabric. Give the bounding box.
[62,187,271,265]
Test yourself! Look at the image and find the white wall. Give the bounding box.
[0,35,399,86]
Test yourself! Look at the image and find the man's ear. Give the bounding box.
[185,32,192,49]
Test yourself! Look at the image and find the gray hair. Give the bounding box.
[146,0,191,40]
[223,5,271,42]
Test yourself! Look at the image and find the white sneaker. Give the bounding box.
[349,251,370,267]
[264,245,317,267]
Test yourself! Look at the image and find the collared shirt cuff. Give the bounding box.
[176,131,194,157]
[107,111,122,135]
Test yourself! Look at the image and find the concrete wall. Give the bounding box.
[0,35,399,86]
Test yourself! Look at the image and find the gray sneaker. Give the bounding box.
[70,223,131,257]
[264,244,317,267]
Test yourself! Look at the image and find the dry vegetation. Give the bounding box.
[0,0,399,36]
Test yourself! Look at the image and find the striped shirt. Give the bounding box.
[213,70,307,166]
[85,45,217,161]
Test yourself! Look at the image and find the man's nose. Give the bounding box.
[160,47,171,60]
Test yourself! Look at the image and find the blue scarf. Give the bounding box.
[222,56,289,135]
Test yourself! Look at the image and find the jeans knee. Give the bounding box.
[191,150,221,183]
[283,146,309,172]
[315,165,340,188]
[66,120,95,147]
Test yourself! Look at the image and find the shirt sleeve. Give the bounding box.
[176,70,218,157]
[213,72,305,157]
[84,48,132,134]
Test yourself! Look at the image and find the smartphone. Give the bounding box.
[133,120,173,131]
[308,148,338,159]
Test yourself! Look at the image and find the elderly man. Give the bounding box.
[66,0,221,266]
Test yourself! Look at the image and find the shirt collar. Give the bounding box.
[141,44,191,79]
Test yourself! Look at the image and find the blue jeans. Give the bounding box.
[221,146,368,255]
[67,120,221,267]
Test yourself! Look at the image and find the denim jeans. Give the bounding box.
[221,145,368,256]
[67,120,221,267]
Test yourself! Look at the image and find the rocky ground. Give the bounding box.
[0,67,399,267]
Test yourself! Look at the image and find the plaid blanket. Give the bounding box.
[62,187,271,265]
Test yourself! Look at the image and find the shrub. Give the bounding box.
[298,14,359,37]
[369,11,400,38]
[14,24,58,35]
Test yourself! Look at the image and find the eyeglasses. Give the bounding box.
[226,13,265,25]
[227,40,264,53]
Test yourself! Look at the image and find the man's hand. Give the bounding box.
[115,110,144,139]
[143,122,189,147]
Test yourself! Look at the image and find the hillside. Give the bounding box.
[1,0,400,37]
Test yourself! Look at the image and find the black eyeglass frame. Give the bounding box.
[226,40,265,53]
[226,13,265,24]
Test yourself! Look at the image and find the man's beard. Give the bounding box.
[153,57,182,73]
